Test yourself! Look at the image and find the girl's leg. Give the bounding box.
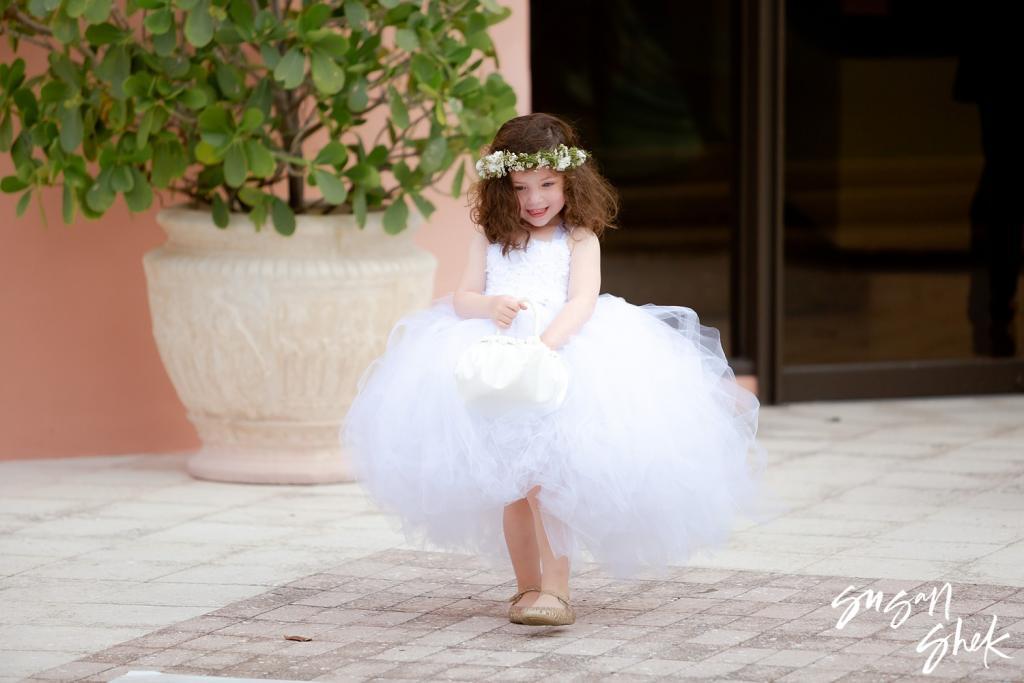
[502,497,542,607]
[526,485,571,609]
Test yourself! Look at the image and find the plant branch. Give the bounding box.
[109,6,131,30]
[5,8,51,36]
[4,8,100,63]
[167,107,197,126]
[6,30,51,51]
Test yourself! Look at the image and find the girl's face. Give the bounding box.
[510,168,565,229]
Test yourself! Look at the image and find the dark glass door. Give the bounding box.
[781,1,1024,399]
[530,1,743,362]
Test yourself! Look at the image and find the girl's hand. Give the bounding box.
[489,295,528,329]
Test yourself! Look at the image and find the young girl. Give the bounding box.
[341,113,772,627]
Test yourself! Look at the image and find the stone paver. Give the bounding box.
[0,394,1023,681]
[24,551,1024,681]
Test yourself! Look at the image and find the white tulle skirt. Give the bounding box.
[340,292,777,580]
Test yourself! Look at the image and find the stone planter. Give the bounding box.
[142,205,436,484]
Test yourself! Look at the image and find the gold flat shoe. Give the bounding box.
[518,589,575,626]
[507,585,541,624]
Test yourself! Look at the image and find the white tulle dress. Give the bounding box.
[340,222,774,580]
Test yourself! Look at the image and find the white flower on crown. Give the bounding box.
[474,143,591,179]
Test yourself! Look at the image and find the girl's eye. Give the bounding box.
[542,182,554,187]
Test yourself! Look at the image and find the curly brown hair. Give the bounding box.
[468,113,619,257]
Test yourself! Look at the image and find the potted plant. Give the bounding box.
[0,0,517,483]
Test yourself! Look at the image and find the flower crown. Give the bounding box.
[475,143,590,180]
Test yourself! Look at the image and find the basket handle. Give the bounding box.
[497,296,540,338]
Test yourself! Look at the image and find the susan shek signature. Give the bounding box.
[832,582,1014,675]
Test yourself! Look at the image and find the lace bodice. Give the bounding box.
[483,223,571,306]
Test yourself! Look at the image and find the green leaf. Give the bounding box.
[136,108,155,148]
[237,186,264,206]
[153,27,176,55]
[346,77,368,111]
[122,73,150,99]
[312,169,347,205]
[410,192,435,219]
[274,47,306,89]
[445,45,473,67]
[85,180,115,213]
[111,165,134,192]
[239,107,263,132]
[52,10,81,44]
[1,176,29,193]
[392,160,412,189]
[96,45,130,99]
[314,141,347,167]
[198,104,232,136]
[16,189,32,217]
[215,63,243,100]
[124,167,152,211]
[314,34,349,59]
[83,0,111,23]
[311,50,346,95]
[250,201,267,231]
[211,192,229,227]
[144,8,173,34]
[0,114,11,153]
[195,140,221,164]
[410,54,437,86]
[62,183,75,223]
[300,4,332,34]
[366,144,388,166]
[382,196,408,234]
[66,0,88,18]
[184,1,214,48]
[387,85,409,129]
[352,186,366,227]
[345,162,379,188]
[152,138,188,187]
[451,161,466,197]
[223,144,247,187]
[228,0,254,36]
[246,78,273,118]
[395,28,419,51]
[344,0,369,29]
[85,22,124,44]
[270,197,295,236]
[180,87,209,110]
[419,136,445,173]
[244,140,275,178]
[259,45,281,70]
[59,103,83,153]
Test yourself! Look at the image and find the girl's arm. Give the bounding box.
[540,231,601,349]
[452,229,494,319]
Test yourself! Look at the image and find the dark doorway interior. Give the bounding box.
[784,2,1024,366]
[530,1,739,354]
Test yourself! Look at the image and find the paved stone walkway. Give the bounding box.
[2,395,1023,681]
[27,550,1024,682]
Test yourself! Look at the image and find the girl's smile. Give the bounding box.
[511,168,566,228]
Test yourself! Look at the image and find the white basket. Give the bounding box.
[454,298,570,418]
